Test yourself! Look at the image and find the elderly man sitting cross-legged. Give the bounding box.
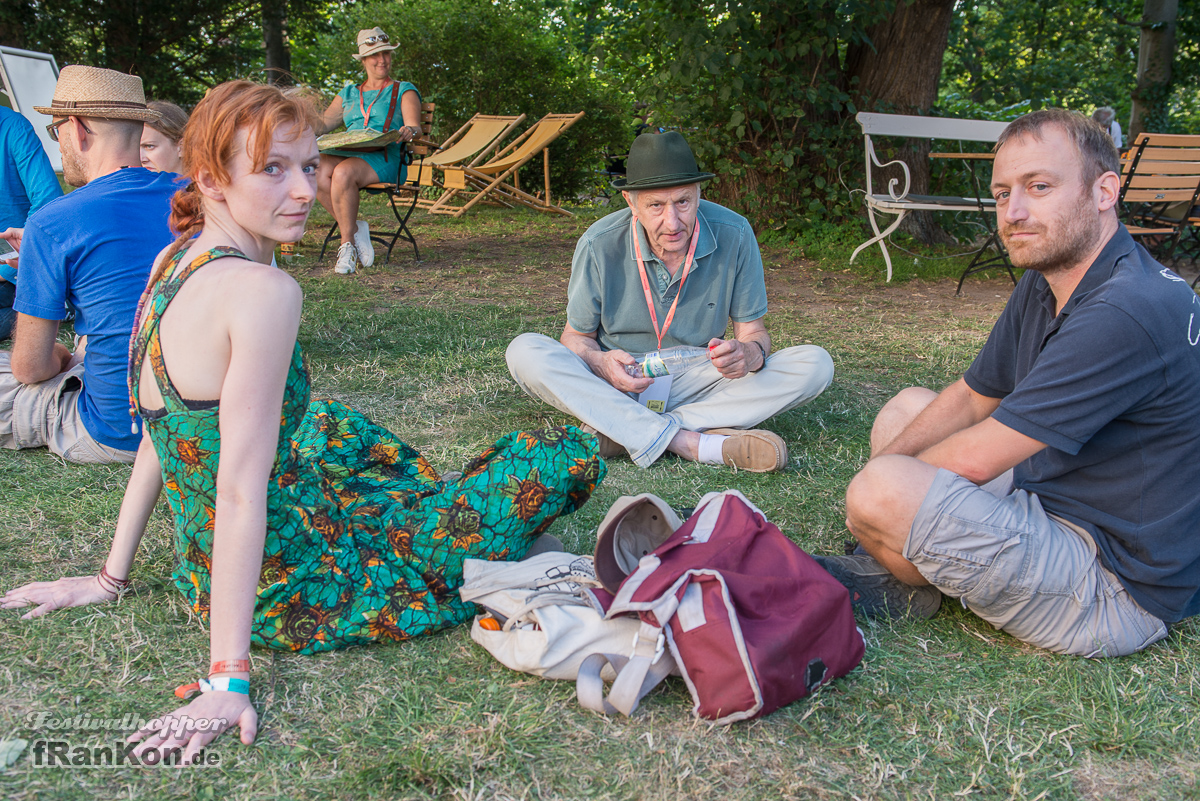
[506,132,833,472]
[816,108,1200,658]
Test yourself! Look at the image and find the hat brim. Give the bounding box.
[593,493,682,593]
[611,172,715,191]
[352,43,399,60]
[34,105,162,123]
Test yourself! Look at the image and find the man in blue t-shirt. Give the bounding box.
[0,66,178,464]
[0,105,64,341]
[818,108,1200,658]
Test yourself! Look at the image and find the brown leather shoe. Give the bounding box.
[579,423,626,459]
[706,428,788,472]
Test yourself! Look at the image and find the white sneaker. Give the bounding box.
[353,220,375,268]
[334,242,358,275]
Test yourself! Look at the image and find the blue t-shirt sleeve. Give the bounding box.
[14,121,63,214]
[728,220,768,322]
[990,302,1162,455]
[13,215,69,320]
[565,236,603,335]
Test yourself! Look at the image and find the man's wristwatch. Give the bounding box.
[750,340,767,372]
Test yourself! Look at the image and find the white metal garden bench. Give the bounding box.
[851,111,1013,290]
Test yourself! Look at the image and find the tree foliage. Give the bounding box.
[940,0,1199,134]
[291,0,626,200]
[0,0,338,105]
[596,0,926,232]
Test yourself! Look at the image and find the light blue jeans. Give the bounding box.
[505,333,834,467]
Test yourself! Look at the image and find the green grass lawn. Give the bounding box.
[2,200,1197,800]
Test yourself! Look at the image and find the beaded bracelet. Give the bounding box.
[97,565,131,595]
[209,659,251,676]
[175,676,251,700]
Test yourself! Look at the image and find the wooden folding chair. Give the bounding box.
[426,112,586,218]
[415,113,525,209]
[319,102,436,263]
[1118,133,1200,265]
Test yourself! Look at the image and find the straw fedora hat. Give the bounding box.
[612,131,715,191]
[352,27,399,61]
[34,65,161,123]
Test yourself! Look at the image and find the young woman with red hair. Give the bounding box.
[0,81,602,761]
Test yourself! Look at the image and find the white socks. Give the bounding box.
[696,433,730,465]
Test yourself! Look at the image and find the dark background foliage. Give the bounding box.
[2,0,1197,237]
[290,0,626,202]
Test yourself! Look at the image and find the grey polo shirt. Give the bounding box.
[565,199,768,355]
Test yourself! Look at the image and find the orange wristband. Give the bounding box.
[209,659,250,676]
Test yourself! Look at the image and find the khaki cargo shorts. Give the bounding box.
[0,353,135,465]
[906,468,1168,658]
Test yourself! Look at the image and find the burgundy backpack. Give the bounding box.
[578,490,864,724]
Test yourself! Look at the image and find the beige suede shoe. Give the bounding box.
[706,428,788,472]
[578,423,626,459]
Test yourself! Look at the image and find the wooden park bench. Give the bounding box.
[1117,132,1200,272]
[850,111,1012,292]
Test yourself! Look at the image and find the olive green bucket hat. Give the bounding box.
[612,131,715,191]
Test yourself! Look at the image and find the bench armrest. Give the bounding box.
[865,135,912,203]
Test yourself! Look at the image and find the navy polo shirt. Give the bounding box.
[965,226,1200,623]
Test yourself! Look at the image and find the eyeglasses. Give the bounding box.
[361,33,389,45]
[46,117,94,143]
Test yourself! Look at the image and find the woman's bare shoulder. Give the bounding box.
[210,257,302,303]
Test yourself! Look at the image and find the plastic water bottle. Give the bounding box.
[626,345,713,378]
[280,241,299,264]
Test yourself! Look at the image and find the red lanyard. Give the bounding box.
[631,217,700,349]
[358,80,394,126]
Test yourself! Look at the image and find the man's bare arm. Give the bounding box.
[877,378,1046,485]
[560,323,653,394]
[876,379,1001,458]
[11,313,72,385]
[918,417,1046,485]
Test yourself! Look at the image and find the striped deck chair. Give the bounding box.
[416,113,526,209]
[426,112,585,218]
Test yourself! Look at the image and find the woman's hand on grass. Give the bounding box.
[0,575,118,619]
[127,691,258,766]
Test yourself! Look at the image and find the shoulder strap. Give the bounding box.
[576,621,676,717]
[382,81,401,132]
[128,246,253,416]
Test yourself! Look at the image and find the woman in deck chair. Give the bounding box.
[0,81,602,762]
[316,26,423,275]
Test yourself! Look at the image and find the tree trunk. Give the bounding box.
[846,0,956,244]
[263,0,291,85]
[1129,0,1178,137]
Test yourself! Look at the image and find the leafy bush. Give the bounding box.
[291,0,626,201]
[591,0,901,235]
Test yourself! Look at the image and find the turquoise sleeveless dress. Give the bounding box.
[324,81,421,184]
[129,246,605,653]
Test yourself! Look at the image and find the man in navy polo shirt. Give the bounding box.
[0,66,177,464]
[818,108,1200,657]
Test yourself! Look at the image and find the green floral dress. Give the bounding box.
[129,247,605,654]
